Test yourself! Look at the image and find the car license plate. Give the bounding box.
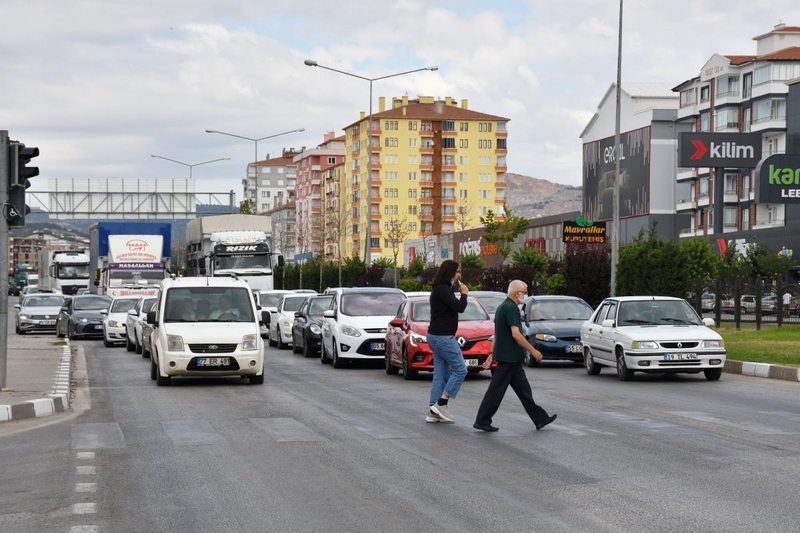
[664,353,698,361]
[370,342,385,351]
[39,320,55,326]
[464,358,479,367]
[196,357,230,367]
[565,344,582,353]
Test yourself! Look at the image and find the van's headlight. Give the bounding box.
[631,340,658,349]
[167,334,184,351]
[341,325,361,337]
[309,324,321,335]
[703,339,725,348]
[242,334,258,351]
[535,333,557,342]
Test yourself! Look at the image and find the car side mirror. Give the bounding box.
[146,309,158,325]
[323,309,335,318]
[100,310,108,316]
[14,304,20,310]
[601,318,615,328]
[702,317,716,327]
[389,318,404,328]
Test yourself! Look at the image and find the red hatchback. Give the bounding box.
[384,296,497,379]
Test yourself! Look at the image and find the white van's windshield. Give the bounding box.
[164,287,254,323]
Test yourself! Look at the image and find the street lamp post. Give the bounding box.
[304,59,438,267]
[204,128,305,175]
[150,154,230,179]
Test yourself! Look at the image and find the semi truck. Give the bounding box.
[89,222,171,297]
[38,249,91,295]
[186,214,282,292]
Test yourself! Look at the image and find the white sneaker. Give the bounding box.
[429,404,454,423]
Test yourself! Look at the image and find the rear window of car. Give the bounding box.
[111,299,139,313]
[74,296,111,310]
[341,292,406,317]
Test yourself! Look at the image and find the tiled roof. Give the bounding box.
[758,46,800,61]
[345,101,508,129]
[724,55,757,65]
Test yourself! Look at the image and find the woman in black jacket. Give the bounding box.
[426,259,469,423]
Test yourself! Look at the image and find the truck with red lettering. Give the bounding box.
[89,222,171,297]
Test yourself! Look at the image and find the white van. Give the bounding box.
[146,276,264,385]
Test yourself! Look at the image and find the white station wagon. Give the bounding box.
[580,296,726,381]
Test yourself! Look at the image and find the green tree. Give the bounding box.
[479,204,528,262]
[459,252,484,269]
[616,225,687,297]
[239,198,255,214]
[562,245,610,307]
[678,237,719,311]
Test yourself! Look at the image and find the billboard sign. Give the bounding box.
[679,132,762,168]
[562,219,607,244]
[755,154,800,202]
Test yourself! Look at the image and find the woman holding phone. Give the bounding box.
[425,259,469,423]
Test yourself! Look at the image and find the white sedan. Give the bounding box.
[126,296,158,354]
[268,294,311,349]
[581,296,726,381]
[102,296,142,347]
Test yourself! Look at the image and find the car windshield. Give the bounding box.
[411,300,489,322]
[308,296,333,316]
[111,299,139,313]
[341,292,406,317]
[164,287,254,323]
[282,296,308,312]
[74,296,111,310]
[527,299,593,321]
[473,295,506,315]
[23,295,64,307]
[616,300,703,326]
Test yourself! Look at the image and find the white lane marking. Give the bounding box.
[76,451,95,460]
[76,465,96,475]
[670,411,800,435]
[75,483,97,493]
[72,503,96,514]
[70,526,98,533]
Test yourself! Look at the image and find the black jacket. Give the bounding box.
[428,283,467,336]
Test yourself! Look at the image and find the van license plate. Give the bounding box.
[370,342,385,351]
[197,357,230,367]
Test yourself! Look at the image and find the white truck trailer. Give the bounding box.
[38,249,91,295]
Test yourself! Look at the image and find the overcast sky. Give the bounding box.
[2,1,799,203]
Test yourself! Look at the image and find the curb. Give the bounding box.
[724,359,800,382]
[0,344,72,424]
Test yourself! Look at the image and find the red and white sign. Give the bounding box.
[108,235,163,263]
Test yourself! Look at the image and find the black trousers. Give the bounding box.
[475,361,550,426]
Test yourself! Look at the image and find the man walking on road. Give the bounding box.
[473,280,557,433]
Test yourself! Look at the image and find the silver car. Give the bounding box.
[15,293,65,334]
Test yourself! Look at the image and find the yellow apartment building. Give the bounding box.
[336,95,509,266]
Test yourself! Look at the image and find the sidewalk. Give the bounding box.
[0,330,71,423]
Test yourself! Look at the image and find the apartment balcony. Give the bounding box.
[419,145,434,155]
[697,195,710,207]
[420,196,434,205]
[676,199,696,211]
[724,191,739,203]
[676,168,696,182]
[676,104,698,121]
[751,117,786,132]
[753,218,785,230]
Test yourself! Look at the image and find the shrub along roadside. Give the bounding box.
[715,323,800,367]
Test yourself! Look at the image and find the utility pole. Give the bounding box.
[1,130,10,388]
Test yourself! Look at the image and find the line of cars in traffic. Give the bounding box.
[11,280,728,384]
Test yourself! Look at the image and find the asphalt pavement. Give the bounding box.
[0,325,798,425]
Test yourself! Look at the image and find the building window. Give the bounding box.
[700,86,710,103]
[723,207,737,228]
[713,108,739,130]
[742,72,752,99]
[740,207,750,231]
[753,98,786,123]
[442,120,455,132]
[753,64,771,85]
[459,138,469,149]
[408,120,417,131]
[496,138,507,150]
[680,88,696,107]
[408,188,417,198]
[459,122,469,132]
[715,75,739,98]
[442,137,456,149]
[442,155,455,166]
[700,111,710,132]
[742,107,751,132]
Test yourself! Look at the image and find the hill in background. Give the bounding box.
[505,173,582,219]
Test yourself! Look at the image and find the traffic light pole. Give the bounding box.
[1,130,10,389]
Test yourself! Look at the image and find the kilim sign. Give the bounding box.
[679,132,761,168]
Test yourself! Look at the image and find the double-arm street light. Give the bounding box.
[304,59,438,266]
[204,128,305,171]
[150,154,230,179]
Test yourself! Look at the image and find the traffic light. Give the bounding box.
[6,141,38,227]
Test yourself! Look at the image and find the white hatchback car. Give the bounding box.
[321,287,407,368]
[146,276,264,385]
[581,296,726,381]
[102,296,142,347]
[268,293,312,350]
